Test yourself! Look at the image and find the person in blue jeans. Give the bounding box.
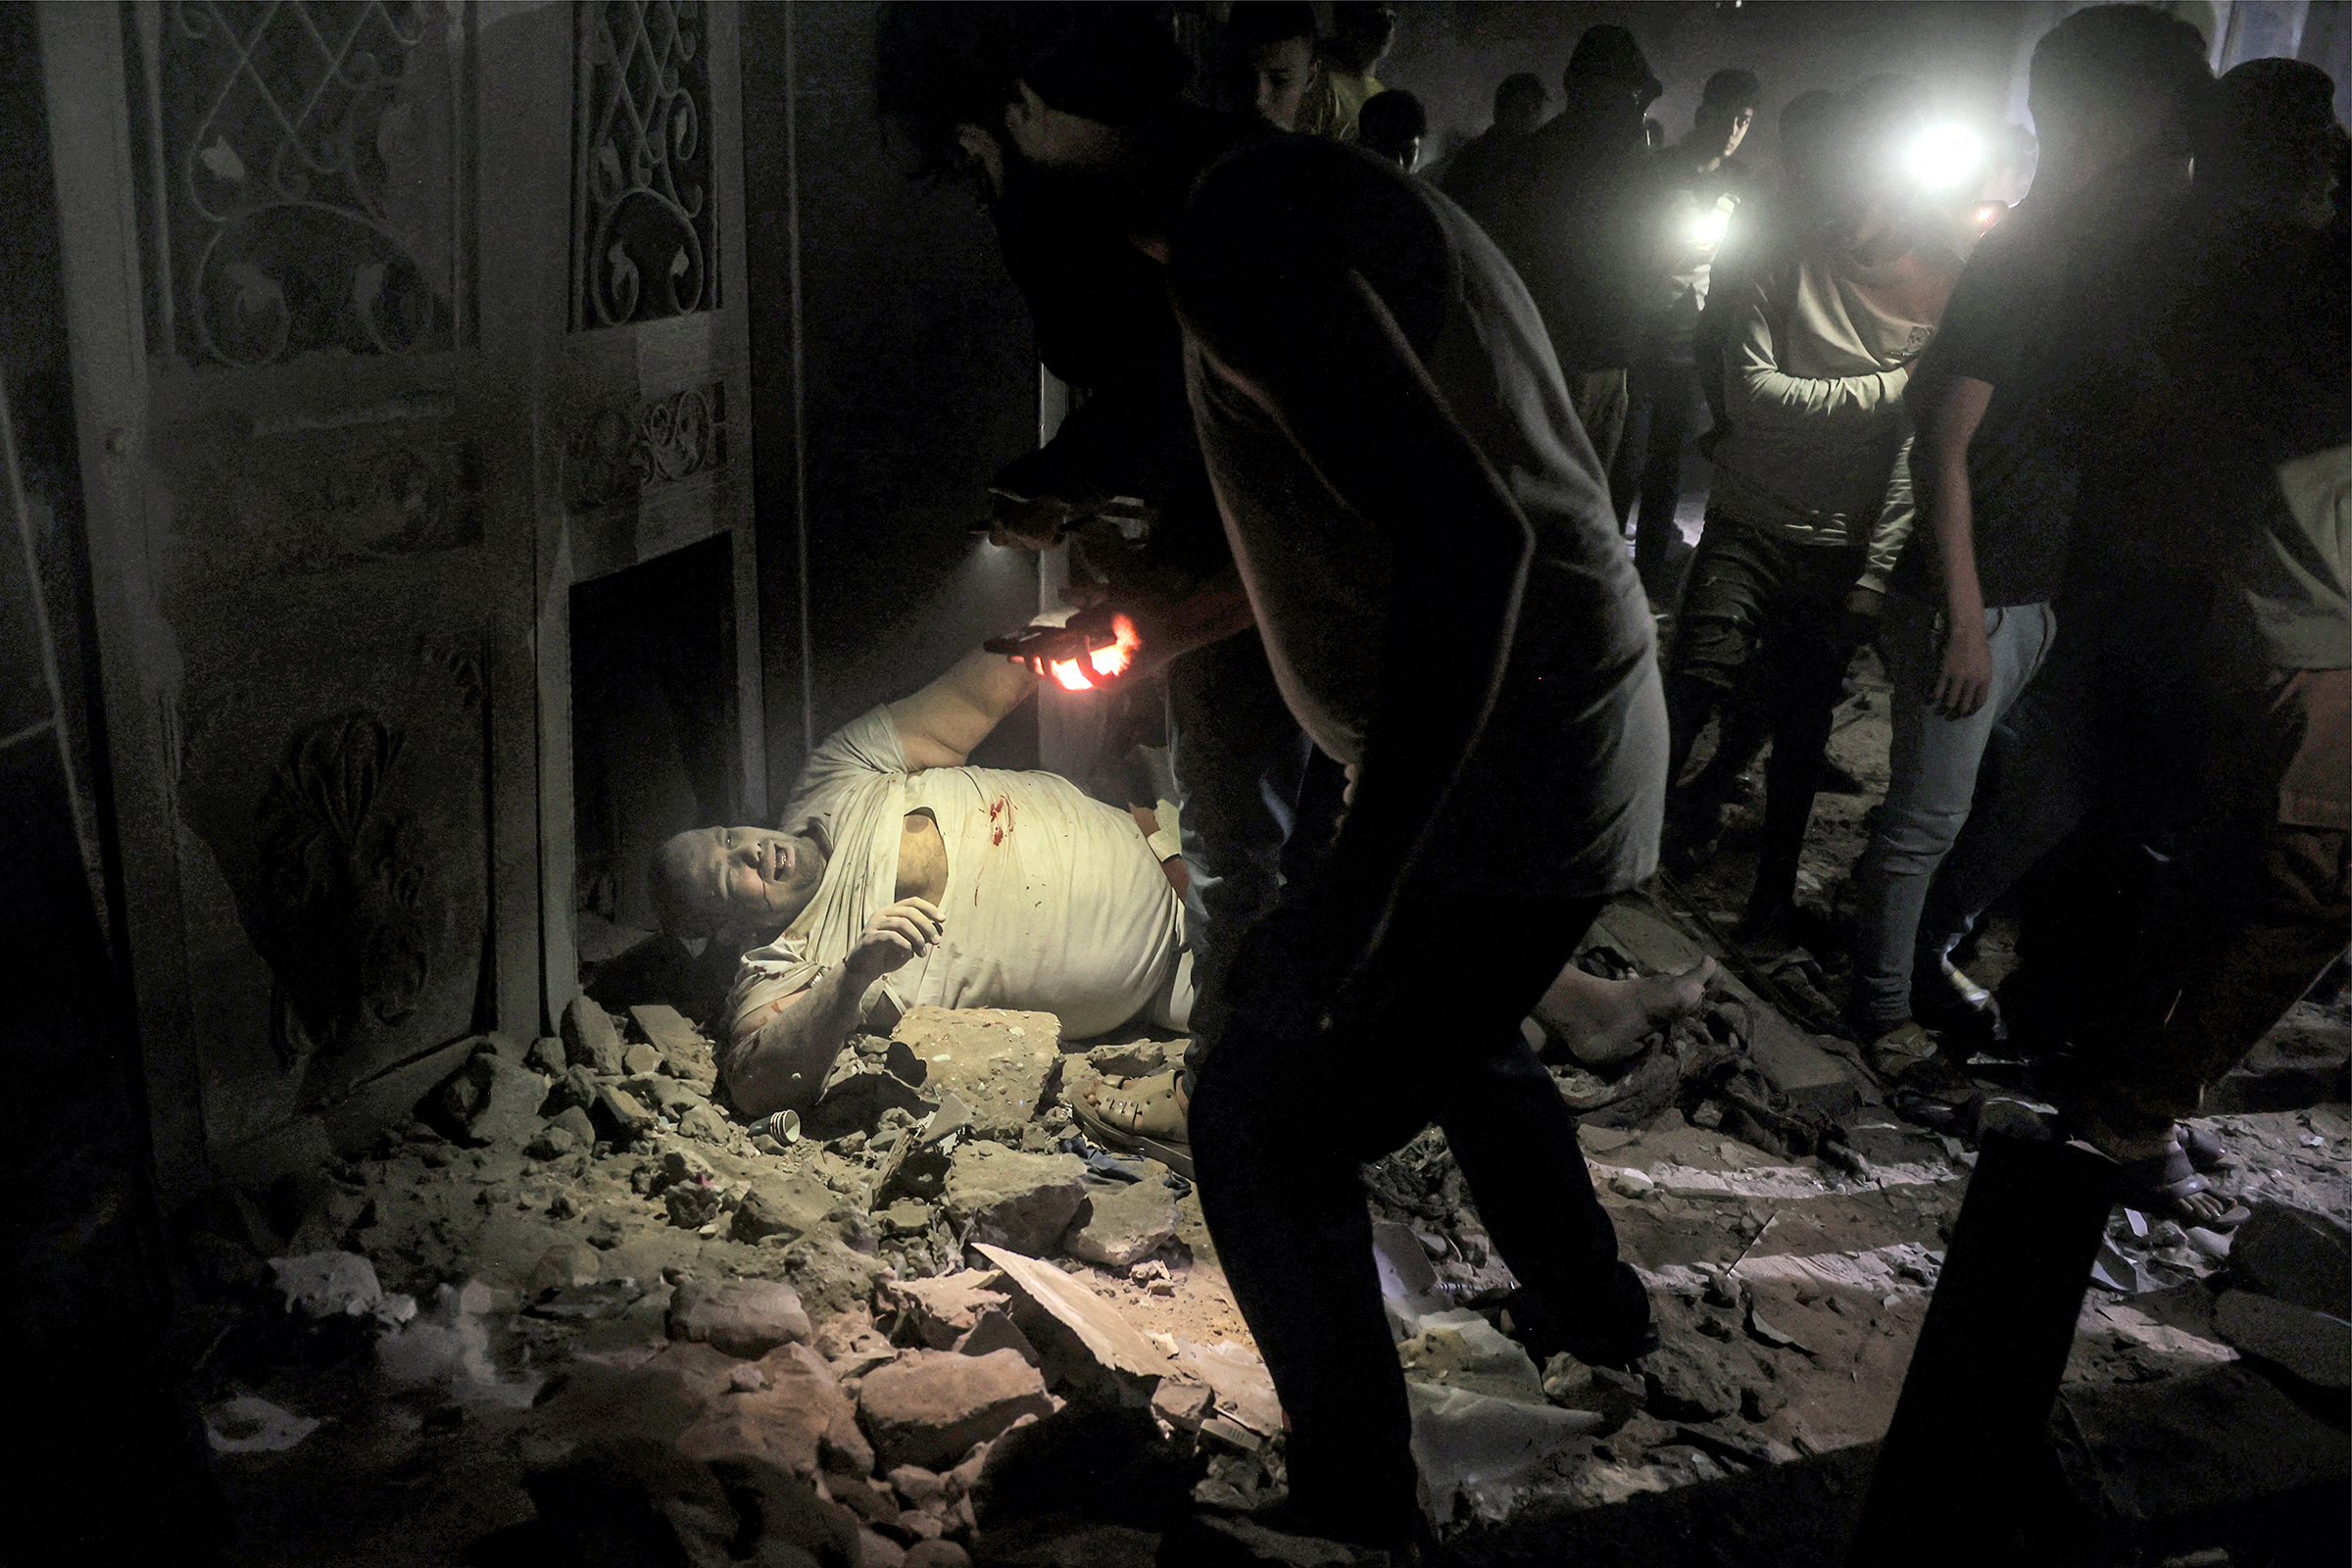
[1845,4,2211,1074]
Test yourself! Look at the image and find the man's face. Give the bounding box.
[1250,37,1317,131]
[657,825,826,937]
[1721,106,1755,160]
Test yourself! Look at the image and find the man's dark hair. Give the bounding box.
[1357,88,1427,160]
[1699,69,1762,118]
[1494,72,1547,122]
[1325,3,1398,74]
[1566,24,1663,110]
[1225,1,1318,54]
[2027,4,2210,145]
[875,3,1190,181]
[2196,57,2342,203]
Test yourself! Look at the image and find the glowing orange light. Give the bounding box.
[1044,613,1143,692]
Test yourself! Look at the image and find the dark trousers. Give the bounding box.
[1613,359,1700,598]
[1666,514,1867,914]
[1922,581,2219,1039]
[1165,634,1340,1077]
[2099,669,2351,1134]
[1190,890,1631,1545]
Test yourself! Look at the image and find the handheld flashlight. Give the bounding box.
[1905,122,1985,192]
[985,609,1144,692]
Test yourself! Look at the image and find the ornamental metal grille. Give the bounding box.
[572,0,719,330]
[137,1,466,368]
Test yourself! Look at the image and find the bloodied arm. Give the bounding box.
[723,899,944,1118]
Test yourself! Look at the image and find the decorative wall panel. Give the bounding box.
[139,1,466,368]
[566,381,725,511]
[573,0,719,328]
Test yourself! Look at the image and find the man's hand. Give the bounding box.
[1933,617,1993,718]
[844,899,945,980]
[987,490,1073,550]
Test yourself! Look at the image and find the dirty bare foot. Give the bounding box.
[1534,957,1721,1068]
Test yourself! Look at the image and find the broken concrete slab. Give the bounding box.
[2231,1199,2351,1318]
[622,1042,662,1077]
[434,1052,548,1148]
[733,1171,849,1248]
[807,1064,933,1142]
[678,1342,874,1479]
[270,1250,387,1320]
[564,996,627,1076]
[974,1243,1166,1385]
[1085,1040,1167,1079]
[892,1007,1064,1142]
[632,1004,721,1091]
[1397,1309,1547,1404]
[943,1146,1087,1256]
[857,1348,1054,1470]
[888,1272,1013,1350]
[956,1309,1041,1367]
[206,1394,321,1454]
[528,1035,567,1077]
[2212,1289,2349,1391]
[667,1277,812,1357]
[1172,1339,1284,1439]
[1407,1381,1606,1527]
[591,1083,658,1146]
[1642,1339,1747,1421]
[1061,1180,1180,1268]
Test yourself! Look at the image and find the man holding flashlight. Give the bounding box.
[1616,67,1760,601]
[873,9,1666,1552]
[1845,5,2211,1073]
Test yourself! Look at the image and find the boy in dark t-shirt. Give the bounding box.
[1846,4,2211,1066]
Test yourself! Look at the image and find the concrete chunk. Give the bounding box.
[892,1007,1064,1141]
[667,1277,812,1358]
[2232,1199,2351,1318]
[856,1348,1052,1470]
[434,1053,548,1148]
[563,997,626,1075]
[943,1145,1087,1256]
[1061,1180,1180,1268]
[632,1004,720,1091]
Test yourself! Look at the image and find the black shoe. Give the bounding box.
[1912,945,2006,1049]
[1496,1265,1657,1370]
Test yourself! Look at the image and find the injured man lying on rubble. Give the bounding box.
[653,642,1718,1134]
[653,648,1193,1120]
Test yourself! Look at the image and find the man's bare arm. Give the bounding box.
[723,899,944,1118]
[887,651,1037,771]
[1914,374,1996,716]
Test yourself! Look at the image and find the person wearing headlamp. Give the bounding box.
[1846,4,2213,1079]
[1660,75,1963,944]
[1616,68,1760,601]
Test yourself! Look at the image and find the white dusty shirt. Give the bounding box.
[1709,242,1958,594]
[727,708,1187,1046]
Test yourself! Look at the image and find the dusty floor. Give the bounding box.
[182,638,2350,1568]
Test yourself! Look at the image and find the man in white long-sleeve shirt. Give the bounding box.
[1663,76,1961,939]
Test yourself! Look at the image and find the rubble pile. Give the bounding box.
[172,966,2349,1563]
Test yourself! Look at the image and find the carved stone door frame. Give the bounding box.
[42,0,760,1195]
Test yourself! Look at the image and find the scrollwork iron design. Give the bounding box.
[573,0,719,328]
[145,1,465,368]
[567,382,725,511]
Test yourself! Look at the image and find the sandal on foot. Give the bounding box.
[1071,1069,1195,1180]
[2111,1138,2251,1231]
[2178,1124,2236,1175]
